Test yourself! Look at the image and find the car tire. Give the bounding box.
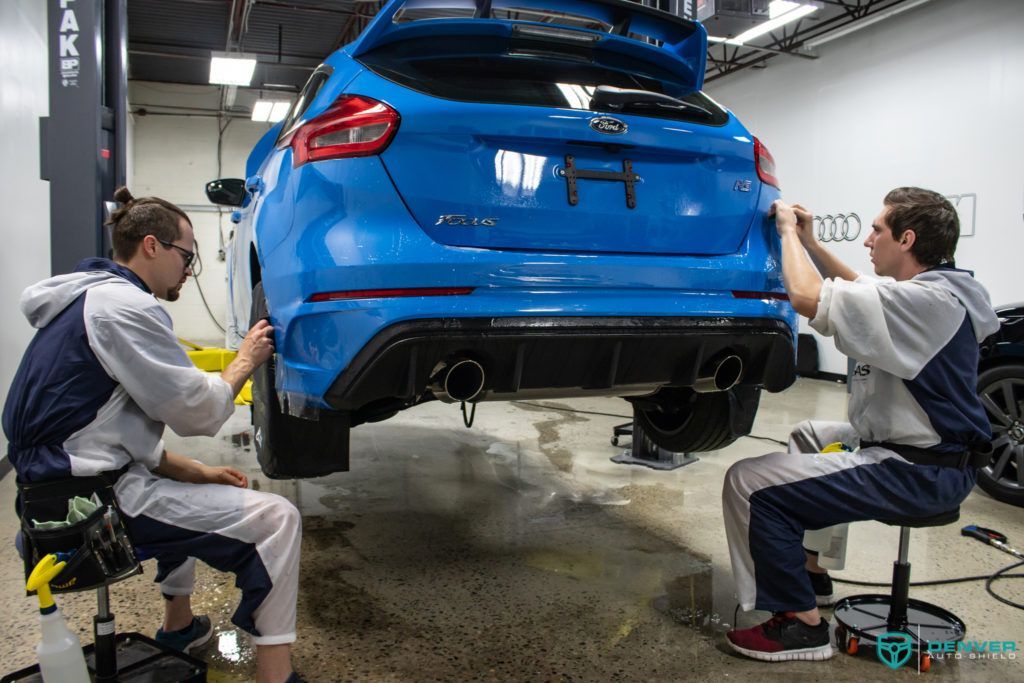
[250,282,351,479]
[631,385,761,453]
[976,364,1024,507]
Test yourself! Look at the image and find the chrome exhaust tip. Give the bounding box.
[693,354,743,393]
[431,358,486,403]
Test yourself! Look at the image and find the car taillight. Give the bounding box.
[753,137,780,189]
[731,290,790,301]
[308,287,475,303]
[291,95,399,167]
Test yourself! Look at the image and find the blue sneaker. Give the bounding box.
[155,615,213,653]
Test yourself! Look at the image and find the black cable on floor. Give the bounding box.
[833,565,1024,610]
[743,434,788,446]
[510,401,632,420]
[986,561,1024,610]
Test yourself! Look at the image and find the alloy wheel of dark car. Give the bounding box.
[976,364,1024,507]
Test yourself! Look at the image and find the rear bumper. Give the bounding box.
[323,316,795,411]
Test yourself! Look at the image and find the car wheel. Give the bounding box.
[976,364,1024,507]
[631,385,761,453]
[250,282,351,479]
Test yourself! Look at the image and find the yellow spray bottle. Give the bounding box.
[27,554,90,682]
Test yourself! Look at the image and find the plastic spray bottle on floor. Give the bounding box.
[27,553,90,682]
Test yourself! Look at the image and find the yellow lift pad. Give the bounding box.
[179,338,252,405]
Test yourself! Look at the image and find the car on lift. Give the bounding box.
[205,0,797,479]
[977,302,1024,507]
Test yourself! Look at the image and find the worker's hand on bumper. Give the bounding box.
[769,199,800,238]
[790,203,816,246]
[222,320,274,397]
[239,319,275,368]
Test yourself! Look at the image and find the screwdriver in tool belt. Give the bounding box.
[961,525,1024,560]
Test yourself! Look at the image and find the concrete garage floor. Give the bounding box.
[1,379,1022,681]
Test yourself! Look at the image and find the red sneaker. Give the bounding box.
[726,612,833,662]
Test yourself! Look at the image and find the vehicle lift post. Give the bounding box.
[39,0,128,275]
[611,419,700,470]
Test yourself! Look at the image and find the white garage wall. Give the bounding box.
[129,82,275,343]
[0,0,50,456]
[706,0,1024,375]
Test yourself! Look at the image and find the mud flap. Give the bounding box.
[250,283,351,479]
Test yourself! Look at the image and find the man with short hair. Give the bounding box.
[4,188,304,683]
[722,187,998,662]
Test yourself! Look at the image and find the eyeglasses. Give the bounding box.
[156,238,196,270]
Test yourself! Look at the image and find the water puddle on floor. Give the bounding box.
[201,628,256,681]
[651,595,734,635]
[649,567,737,636]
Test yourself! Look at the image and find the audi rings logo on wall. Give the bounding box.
[814,213,862,242]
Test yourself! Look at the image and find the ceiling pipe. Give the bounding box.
[804,0,936,49]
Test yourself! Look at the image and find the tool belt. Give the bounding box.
[17,470,141,594]
[861,441,993,469]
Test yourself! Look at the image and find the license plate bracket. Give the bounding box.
[559,155,639,209]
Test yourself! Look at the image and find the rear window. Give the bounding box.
[277,67,332,144]
[357,36,727,126]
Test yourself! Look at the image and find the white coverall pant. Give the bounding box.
[115,465,301,645]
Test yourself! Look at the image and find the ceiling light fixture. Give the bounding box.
[209,52,257,86]
[722,1,820,45]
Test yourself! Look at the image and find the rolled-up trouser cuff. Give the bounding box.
[251,632,296,646]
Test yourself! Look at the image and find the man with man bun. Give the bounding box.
[4,187,305,683]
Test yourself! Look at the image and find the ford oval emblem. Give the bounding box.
[590,116,628,135]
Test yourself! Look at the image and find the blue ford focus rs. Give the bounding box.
[207,0,798,478]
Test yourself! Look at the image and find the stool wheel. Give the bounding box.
[847,636,859,655]
[921,653,932,672]
[611,436,620,446]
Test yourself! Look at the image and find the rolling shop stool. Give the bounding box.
[833,507,965,672]
[3,475,207,683]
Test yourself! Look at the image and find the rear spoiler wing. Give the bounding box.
[349,0,707,90]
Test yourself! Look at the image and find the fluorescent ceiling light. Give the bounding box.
[210,52,257,86]
[252,100,291,122]
[729,1,819,45]
[251,101,273,121]
[270,101,290,121]
[769,1,803,19]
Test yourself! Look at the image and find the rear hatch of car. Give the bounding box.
[344,0,763,256]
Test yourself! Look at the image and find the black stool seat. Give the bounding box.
[878,507,959,528]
